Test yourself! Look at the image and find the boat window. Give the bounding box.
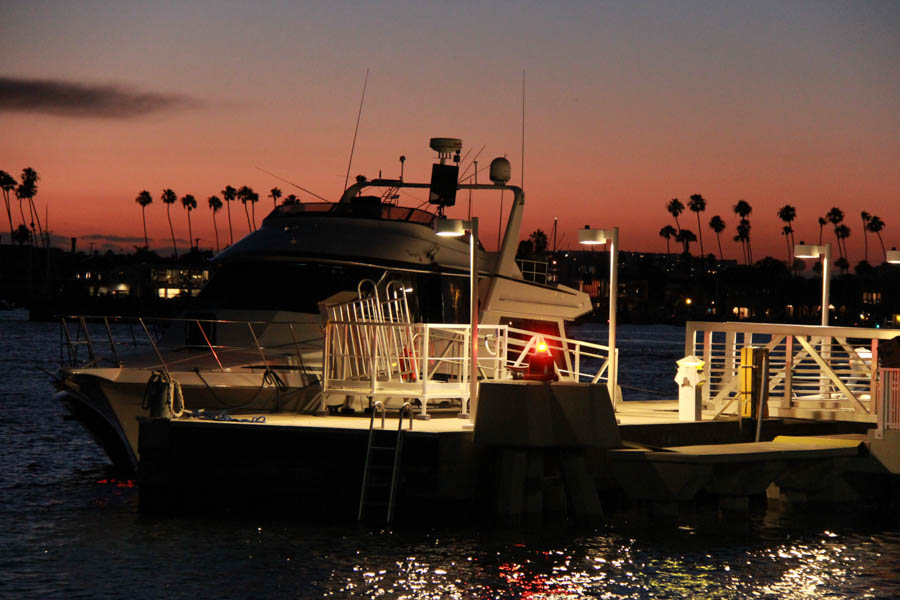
[196,262,391,313]
[265,202,436,227]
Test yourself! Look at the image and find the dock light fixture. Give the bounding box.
[794,242,831,326]
[578,225,620,407]
[887,248,900,264]
[434,217,479,424]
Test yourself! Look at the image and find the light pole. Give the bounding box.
[435,217,479,424]
[887,248,900,264]
[577,226,619,407]
[794,242,831,326]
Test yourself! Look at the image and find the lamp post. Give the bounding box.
[794,242,831,326]
[577,226,619,407]
[887,248,900,264]
[435,217,479,424]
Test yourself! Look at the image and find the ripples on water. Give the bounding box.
[1,310,898,599]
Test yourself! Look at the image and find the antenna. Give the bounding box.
[521,69,525,188]
[256,167,331,202]
[343,68,369,192]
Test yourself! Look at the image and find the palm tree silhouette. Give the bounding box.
[0,170,17,242]
[776,205,796,258]
[667,198,684,230]
[659,224,676,255]
[817,216,827,245]
[708,215,725,261]
[733,200,752,264]
[249,189,260,229]
[860,211,871,263]
[16,168,41,246]
[181,194,197,250]
[781,225,794,265]
[687,194,706,258]
[161,188,178,257]
[284,194,299,205]
[208,195,223,253]
[675,229,697,255]
[269,187,282,209]
[530,229,549,253]
[221,185,237,246]
[237,186,253,232]
[835,224,851,272]
[866,215,886,262]
[826,207,845,263]
[135,190,153,249]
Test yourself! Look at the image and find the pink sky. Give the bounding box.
[2,1,898,263]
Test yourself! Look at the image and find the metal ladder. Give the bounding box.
[358,401,413,523]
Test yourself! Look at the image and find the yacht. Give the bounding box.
[56,138,597,475]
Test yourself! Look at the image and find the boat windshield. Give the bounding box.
[265,202,436,226]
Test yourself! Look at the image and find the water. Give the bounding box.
[2,309,898,599]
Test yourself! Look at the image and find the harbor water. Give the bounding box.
[1,309,898,599]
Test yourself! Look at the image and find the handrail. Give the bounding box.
[686,320,890,422]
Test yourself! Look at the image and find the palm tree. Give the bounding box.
[181,194,197,250]
[835,224,851,272]
[708,215,725,261]
[733,200,752,263]
[817,216,827,245]
[208,195,223,253]
[866,215,886,262]
[734,219,751,264]
[0,170,17,242]
[675,229,697,255]
[860,211,871,263]
[776,205,796,258]
[687,194,706,258]
[237,186,253,232]
[826,206,844,262]
[659,225,676,256]
[16,167,41,246]
[135,190,153,249]
[221,185,237,246]
[667,198,684,230]
[284,194,299,205]
[269,187,282,209]
[530,229,549,253]
[249,188,260,229]
[160,188,178,257]
[781,225,794,265]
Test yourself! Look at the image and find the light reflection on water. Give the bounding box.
[2,311,899,599]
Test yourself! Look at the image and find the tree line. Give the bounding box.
[135,185,301,256]
[660,196,890,272]
[1,167,48,248]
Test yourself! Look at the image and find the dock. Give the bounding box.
[137,382,898,523]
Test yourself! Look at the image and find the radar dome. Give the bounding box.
[489,157,511,185]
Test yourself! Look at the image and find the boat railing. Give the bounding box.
[686,321,900,422]
[504,326,615,385]
[58,314,322,375]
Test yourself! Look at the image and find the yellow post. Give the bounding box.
[739,347,769,419]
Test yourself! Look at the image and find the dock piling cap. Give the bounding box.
[676,355,704,369]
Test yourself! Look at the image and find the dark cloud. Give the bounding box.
[0,75,199,118]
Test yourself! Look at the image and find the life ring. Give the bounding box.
[399,347,418,381]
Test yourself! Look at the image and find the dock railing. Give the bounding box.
[58,315,322,376]
[875,368,900,438]
[686,321,899,422]
[323,320,616,418]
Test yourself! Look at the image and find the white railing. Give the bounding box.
[875,368,900,437]
[686,321,899,422]
[323,321,509,418]
[322,320,617,418]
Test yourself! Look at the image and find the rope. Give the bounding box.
[141,370,184,417]
[187,409,266,424]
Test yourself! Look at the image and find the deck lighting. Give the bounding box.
[793,242,831,326]
[887,249,900,264]
[579,225,620,407]
[433,217,480,423]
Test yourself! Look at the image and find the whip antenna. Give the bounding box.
[343,68,369,192]
[255,167,332,203]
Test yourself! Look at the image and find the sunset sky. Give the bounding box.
[2,1,899,263]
